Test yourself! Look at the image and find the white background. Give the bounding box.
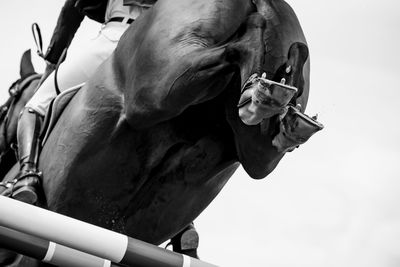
[0,1,399,266]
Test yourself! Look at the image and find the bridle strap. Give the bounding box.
[1,97,17,152]
[1,73,42,151]
[9,74,42,97]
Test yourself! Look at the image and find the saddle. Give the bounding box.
[41,83,84,146]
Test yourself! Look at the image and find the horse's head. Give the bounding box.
[223,0,318,179]
[0,50,41,158]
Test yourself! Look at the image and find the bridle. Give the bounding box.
[0,73,42,154]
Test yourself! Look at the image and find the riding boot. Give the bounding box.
[2,108,43,204]
[170,223,200,259]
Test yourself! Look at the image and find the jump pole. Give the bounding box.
[0,226,117,267]
[0,196,218,267]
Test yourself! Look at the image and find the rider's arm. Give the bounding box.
[44,0,85,65]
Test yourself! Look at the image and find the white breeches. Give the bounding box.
[26,22,130,116]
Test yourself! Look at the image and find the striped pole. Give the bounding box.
[0,226,116,267]
[0,196,218,267]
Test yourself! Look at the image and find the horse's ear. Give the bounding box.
[288,42,309,64]
[20,49,36,77]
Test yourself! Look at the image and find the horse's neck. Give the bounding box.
[113,18,146,91]
[110,53,128,91]
[89,55,123,94]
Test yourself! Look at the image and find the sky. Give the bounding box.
[1,1,400,267]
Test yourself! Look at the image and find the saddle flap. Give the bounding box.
[41,84,84,146]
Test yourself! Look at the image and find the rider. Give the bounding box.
[1,0,155,203]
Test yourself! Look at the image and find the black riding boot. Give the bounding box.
[170,223,200,259]
[2,108,43,204]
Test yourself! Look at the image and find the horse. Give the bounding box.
[0,50,42,179]
[0,49,43,267]
[3,0,323,265]
[0,53,201,267]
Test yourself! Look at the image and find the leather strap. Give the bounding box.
[108,17,134,24]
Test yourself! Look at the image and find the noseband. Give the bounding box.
[0,73,42,154]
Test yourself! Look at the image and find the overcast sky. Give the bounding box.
[1,1,400,267]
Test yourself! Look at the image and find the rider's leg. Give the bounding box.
[0,24,128,203]
[27,23,128,115]
[5,107,44,204]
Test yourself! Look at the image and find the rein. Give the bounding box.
[0,73,42,153]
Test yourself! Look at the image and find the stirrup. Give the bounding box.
[8,170,42,204]
[12,169,42,185]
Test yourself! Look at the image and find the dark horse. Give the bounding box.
[3,0,323,265]
[0,50,42,267]
[0,50,42,179]
[0,52,200,265]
